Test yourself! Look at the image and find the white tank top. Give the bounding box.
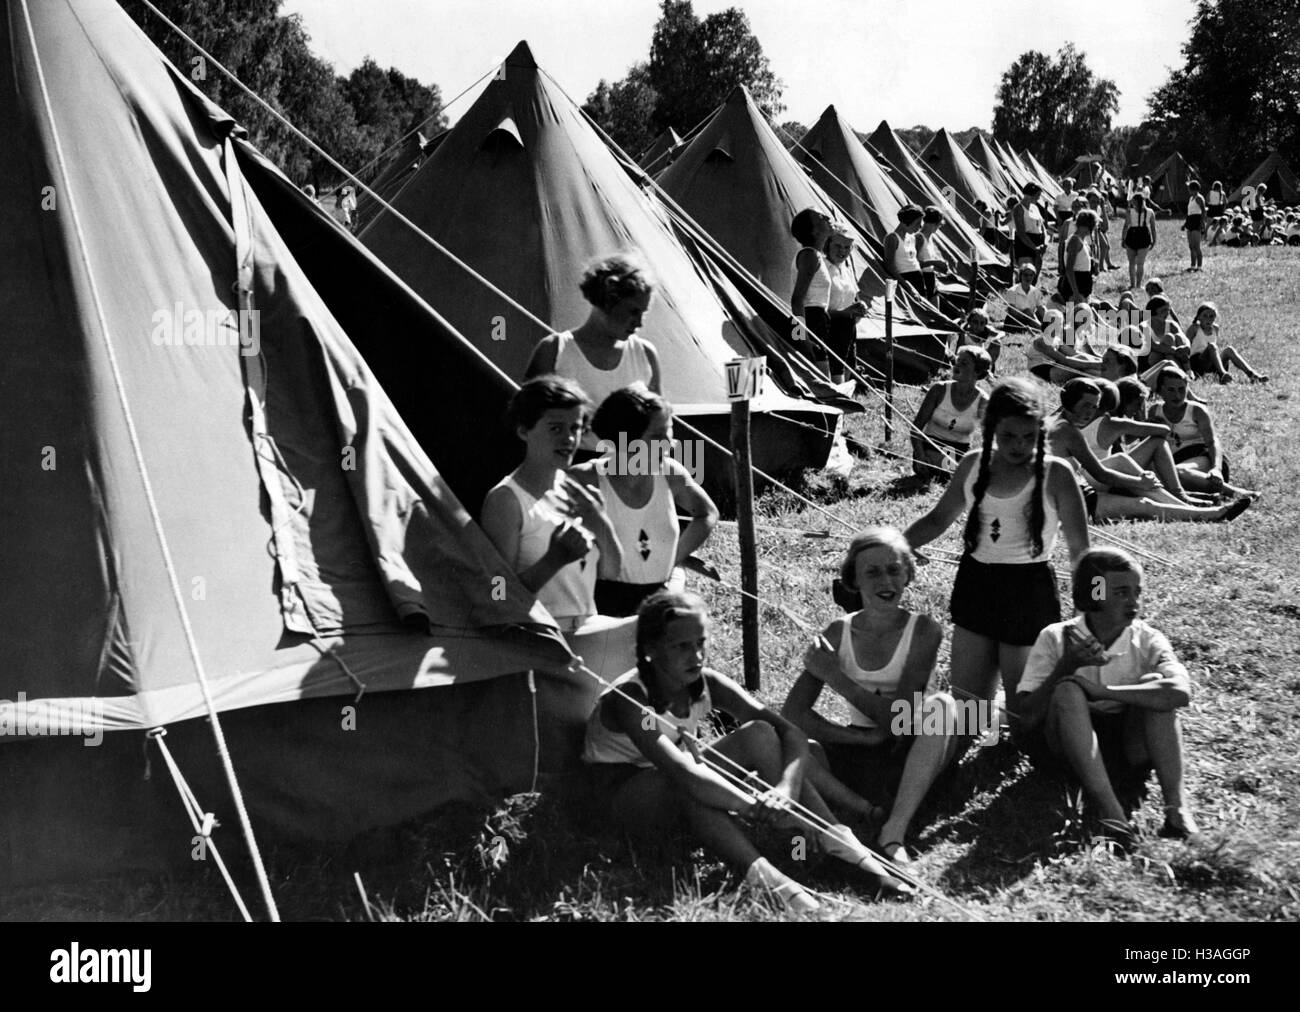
[1055,192,1074,212]
[961,463,1060,564]
[1207,191,1224,209]
[1078,417,1109,488]
[826,260,860,312]
[1069,237,1092,273]
[923,383,981,445]
[918,233,940,270]
[1187,322,1212,355]
[1019,202,1045,236]
[552,331,654,410]
[582,669,713,767]
[1187,197,1203,216]
[794,247,832,308]
[597,472,679,584]
[495,473,597,622]
[834,612,919,728]
[890,231,920,275]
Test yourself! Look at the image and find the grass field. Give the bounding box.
[4,240,1298,923]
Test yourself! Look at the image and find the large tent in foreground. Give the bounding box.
[1228,151,1300,205]
[362,45,844,491]
[1,0,579,888]
[656,87,952,380]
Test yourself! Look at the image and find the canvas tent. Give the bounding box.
[639,126,684,174]
[656,87,953,378]
[865,120,1006,272]
[964,133,1017,202]
[353,128,443,231]
[798,106,976,272]
[1062,154,1116,191]
[361,45,845,489]
[1145,151,1200,207]
[919,129,1005,228]
[1228,151,1300,206]
[1,0,583,887]
[1020,148,1064,198]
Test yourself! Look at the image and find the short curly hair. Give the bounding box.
[579,252,657,311]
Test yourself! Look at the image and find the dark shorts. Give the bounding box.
[595,579,668,618]
[1014,235,1043,262]
[1188,348,1218,377]
[1056,209,1073,225]
[827,314,858,370]
[899,271,926,295]
[802,306,831,360]
[586,760,654,798]
[1250,206,1265,222]
[822,738,912,805]
[1124,226,1152,251]
[950,556,1061,646]
[1056,270,1093,301]
[1185,214,1203,232]
[1082,483,1099,520]
[1172,443,1208,464]
[922,270,937,300]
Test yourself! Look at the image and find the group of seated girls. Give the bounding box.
[487,252,1234,915]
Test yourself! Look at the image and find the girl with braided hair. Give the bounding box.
[904,379,1090,715]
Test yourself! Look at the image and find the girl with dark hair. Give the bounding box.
[1013,184,1048,274]
[572,384,718,617]
[790,207,835,375]
[1016,548,1199,843]
[1206,180,1226,219]
[917,206,949,301]
[525,253,663,447]
[1046,378,1248,522]
[1183,180,1207,270]
[1148,365,1258,500]
[582,591,912,913]
[1184,303,1268,384]
[1122,193,1157,291]
[1058,209,1098,305]
[884,205,926,295]
[482,375,636,688]
[904,379,1090,712]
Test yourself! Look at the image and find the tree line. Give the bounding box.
[119,0,446,190]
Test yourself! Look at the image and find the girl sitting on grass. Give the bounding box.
[782,528,958,867]
[582,590,912,914]
[1147,365,1258,500]
[1184,302,1269,384]
[911,346,991,480]
[1016,547,1199,844]
[1046,378,1252,523]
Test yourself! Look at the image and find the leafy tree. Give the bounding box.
[992,44,1119,171]
[582,63,658,158]
[584,2,783,161]
[897,126,935,155]
[778,121,808,148]
[1147,0,1300,182]
[119,1,444,188]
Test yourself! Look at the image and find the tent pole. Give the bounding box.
[728,359,763,691]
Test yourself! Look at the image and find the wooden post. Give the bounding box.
[884,281,895,445]
[727,358,766,691]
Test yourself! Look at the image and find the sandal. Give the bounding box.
[877,837,914,868]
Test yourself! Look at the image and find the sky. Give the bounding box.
[281,0,1199,132]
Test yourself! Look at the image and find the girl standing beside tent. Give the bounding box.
[1012,184,1048,275]
[1183,181,1207,271]
[789,208,835,377]
[824,224,868,384]
[884,205,927,296]
[1122,194,1157,291]
[916,206,950,301]
[582,590,912,913]
[526,253,663,448]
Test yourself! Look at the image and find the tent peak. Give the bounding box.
[504,40,538,69]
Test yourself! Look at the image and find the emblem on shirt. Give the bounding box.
[638,528,651,562]
[990,518,1002,542]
